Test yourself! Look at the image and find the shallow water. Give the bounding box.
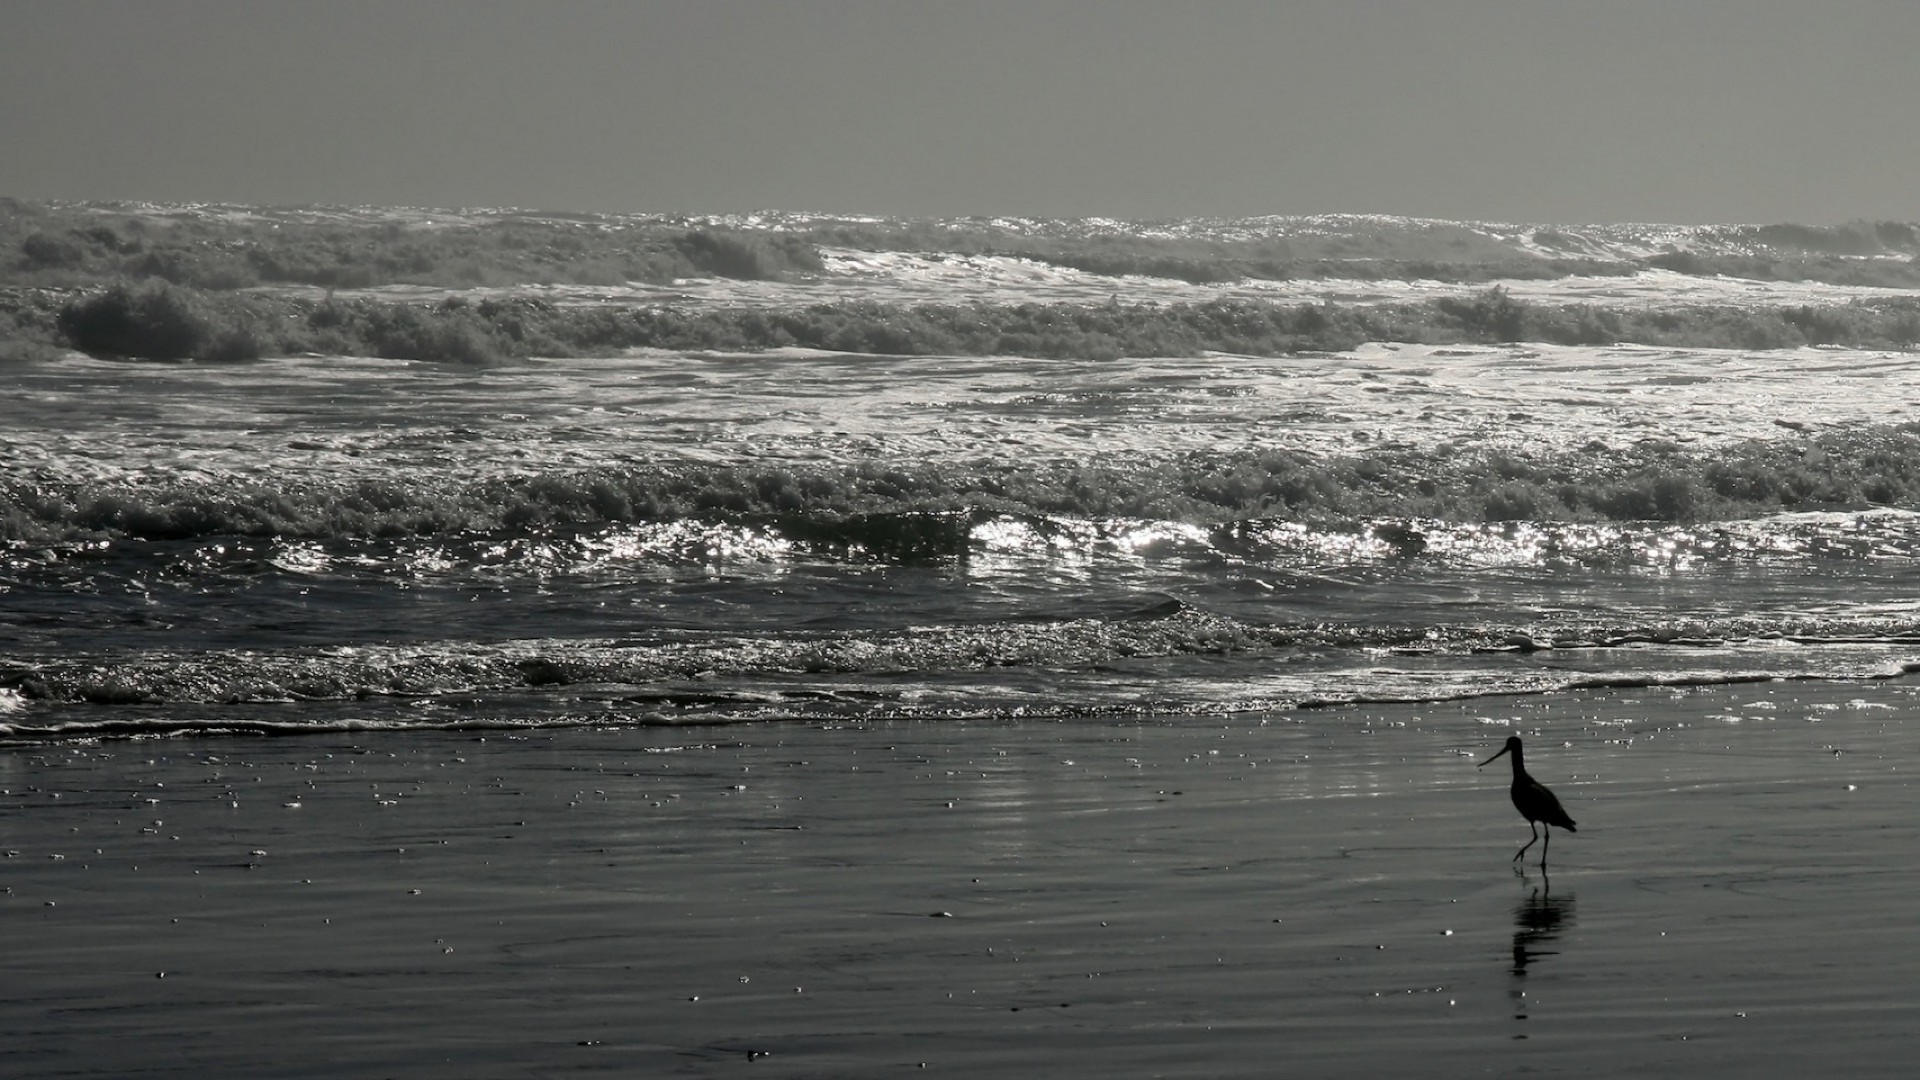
[4,684,1917,1077]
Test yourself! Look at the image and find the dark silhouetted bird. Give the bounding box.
[1478,735,1576,866]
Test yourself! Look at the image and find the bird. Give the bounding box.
[1478,735,1576,866]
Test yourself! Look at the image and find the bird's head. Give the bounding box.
[1478,735,1523,768]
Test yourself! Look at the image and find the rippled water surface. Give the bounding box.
[6,259,1920,742]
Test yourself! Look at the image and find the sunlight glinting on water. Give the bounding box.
[10,207,1920,742]
[11,342,1920,512]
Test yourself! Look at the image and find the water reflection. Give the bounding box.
[1508,873,1575,1033]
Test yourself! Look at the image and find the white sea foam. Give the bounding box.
[12,203,1920,741]
[268,254,1920,314]
[6,340,1916,496]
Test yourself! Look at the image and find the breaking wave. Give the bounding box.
[10,425,1920,552]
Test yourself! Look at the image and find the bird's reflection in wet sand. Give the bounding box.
[1509,873,1575,1036]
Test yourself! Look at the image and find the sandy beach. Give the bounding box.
[6,678,1920,1078]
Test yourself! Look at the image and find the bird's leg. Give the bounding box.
[1541,826,1550,867]
[1513,820,1539,862]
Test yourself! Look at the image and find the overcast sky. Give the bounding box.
[4,0,1915,224]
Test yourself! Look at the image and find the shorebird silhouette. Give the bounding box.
[1478,735,1576,866]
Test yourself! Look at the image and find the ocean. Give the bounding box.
[6,211,1920,744]
[13,209,1920,1078]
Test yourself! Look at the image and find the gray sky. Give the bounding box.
[4,0,1915,223]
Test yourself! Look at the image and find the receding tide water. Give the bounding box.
[6,215,1920,744]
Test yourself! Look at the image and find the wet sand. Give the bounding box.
[6,679,1920,1078]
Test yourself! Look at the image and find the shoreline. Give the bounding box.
[6,679,1920,1077]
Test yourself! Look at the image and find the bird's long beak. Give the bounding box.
[1477,745,1510,768]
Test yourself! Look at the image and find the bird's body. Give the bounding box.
[1479,735,1575,865]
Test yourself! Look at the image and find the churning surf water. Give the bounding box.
[5,210,1920,743]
